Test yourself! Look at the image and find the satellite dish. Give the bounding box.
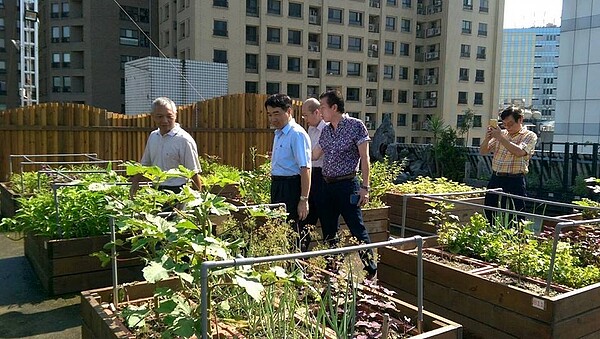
[523,109,532,119]
[532,110,542,119]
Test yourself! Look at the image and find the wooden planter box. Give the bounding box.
[209,183,239,200]
[25,233,144,295]
[0,182,29,218]
[379,237,600,338]
[81,272,462,339]
[383,192,484,234]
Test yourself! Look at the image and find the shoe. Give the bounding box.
[364,267,377,284]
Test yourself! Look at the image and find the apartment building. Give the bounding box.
[499,26,560,119]
[36,0,158,113]
[159,0,503,145]
[555,0,600,144]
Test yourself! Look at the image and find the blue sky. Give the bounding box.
[504,0,563,28]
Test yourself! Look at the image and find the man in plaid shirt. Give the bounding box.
[480,106,537,225]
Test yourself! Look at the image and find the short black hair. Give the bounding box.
[319,90,345,113]
[264,93,292,110]
[500,106,524,121]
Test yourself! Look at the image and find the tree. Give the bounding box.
[458,108,474,146]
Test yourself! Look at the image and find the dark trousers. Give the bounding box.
[321,177,377,273]
[270,175,310,251]
[484,173,526,226]
[302,167,324,227]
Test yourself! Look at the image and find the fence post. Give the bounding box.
[594,144,599,179]
[571,143,578,187]
[562,143,570,192]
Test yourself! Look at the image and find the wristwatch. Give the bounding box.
[300,195,309,201]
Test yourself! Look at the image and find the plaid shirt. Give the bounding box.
[489,127,537,174]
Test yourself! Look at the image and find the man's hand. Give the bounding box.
[358,187,369,206]
[298,200,309,220]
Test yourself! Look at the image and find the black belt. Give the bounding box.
[323,172,356,184]
[271,175,300,181]
[493,171,524,177]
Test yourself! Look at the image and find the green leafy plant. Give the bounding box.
[391,176,480,197]
[363,157,405,208]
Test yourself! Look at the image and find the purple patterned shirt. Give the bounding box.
[319,116,370,177]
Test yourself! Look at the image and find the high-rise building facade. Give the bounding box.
[0,1,28,109]
[37,0,158,113]
[158,0,504,146]
[555,0,600,143]
[499,26,560,119]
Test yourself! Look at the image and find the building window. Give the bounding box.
[307,85,320,98]
[51,3,60,18]
[62,26,70,42]
[267,0,281,15]
[399,43,410,56]
[463,0,472,10]
[266,55,281,70]
[459,68,469,81]
[462,20,472,34]
[458,91,468,104]
[289,2,302,18]
[397,113,407,126]
[267,27,281,42]
[328,8,343,24]
[62,52,71,67]
[213,50,227,63]
[246,25,258,45]
[348,37,362,52]
[402,0,411,8]
[288,84,301,98]
[401,19,411,32]
[214,0,228,8]
[346,87,360,101]
[399,66,409,80]
[387,0,398,6]
[347,62,361,76]
[327,60,341,75]
[119,29,138,46]
[52,76,61,92]
[266,82,280,94]
[473,115,482,127]
[213,20,228,37]
[460,44,471,58]
[478,23,488,36]
[383,65,394,79]
[349,11,363,26]
[61,2,70,17]
[245,54,258,72]
[385,16,396,31]
[383,89,393,103]
[288,29,301,45]
[245,81,258,93]
[384,41,395,55]
[475,69,485,82]
[139,8,149,23]
[398,90,408,103]
[288,56,301,72]
[474,92,483,105]
[480,0,489,12]
[477,46,486,59]
[246,0,259,16]
[327,34,342,50]
[52,53,60,68]
[472,138,481,147]
[62,76,71,92]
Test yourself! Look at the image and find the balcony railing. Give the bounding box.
[426,27,441,37]
[367,72,377,82]
[425,51,439,61]
[423,99,437,108]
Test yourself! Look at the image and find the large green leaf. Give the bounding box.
[235,275,264,302]
[143,261,170,283]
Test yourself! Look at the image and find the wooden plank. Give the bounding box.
[51,265,144,295]
[51,256,143,276]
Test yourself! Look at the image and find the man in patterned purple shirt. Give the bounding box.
[313,90,377,278]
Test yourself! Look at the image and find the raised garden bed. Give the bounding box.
[0,182,28,218]
[383,192,484,234]
[81,269,462,339]
[25,233,144,295]
[379,237,600,338]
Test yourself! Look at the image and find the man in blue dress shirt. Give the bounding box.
[265,94,312,251]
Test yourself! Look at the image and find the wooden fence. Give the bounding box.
[0,93,303,181]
